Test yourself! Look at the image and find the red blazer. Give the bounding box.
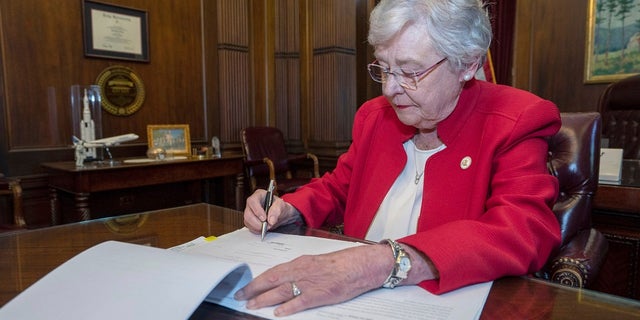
[282,79,562,294]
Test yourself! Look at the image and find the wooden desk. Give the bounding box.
[42,155,244,224]
[1,204,639,318]
[592,159,640,299]
[594,159,640,214]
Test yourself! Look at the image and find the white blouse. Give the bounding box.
[365,139,446,242]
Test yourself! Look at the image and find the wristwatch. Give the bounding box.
[382,239,411,288]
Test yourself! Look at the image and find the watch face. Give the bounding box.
[399,257,411,271]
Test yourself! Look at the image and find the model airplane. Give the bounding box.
[73,133,139,166]
[73,133,139,147]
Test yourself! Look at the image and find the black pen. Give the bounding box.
[261,180,275,241]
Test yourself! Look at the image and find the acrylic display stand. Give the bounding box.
[70,85,103,162]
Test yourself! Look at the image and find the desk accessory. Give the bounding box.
[72,134,139,167]
[211,136,222,158]
[147,124,191,157]
[147,147,167,160]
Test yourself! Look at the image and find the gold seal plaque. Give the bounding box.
[96,65,145,116]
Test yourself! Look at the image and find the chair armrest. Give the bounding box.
[541,228,608,288]
[0,177,25,228]
[243,158,266,167]
[262,157,276,180]
[243,158,276,179]
[288,153,320,177]
[243,157,277,192]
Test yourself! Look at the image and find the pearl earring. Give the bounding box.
[463,74,472,81]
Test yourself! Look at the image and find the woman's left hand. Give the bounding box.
[234,243,392,316]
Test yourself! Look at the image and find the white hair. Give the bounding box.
[368,0,492,71]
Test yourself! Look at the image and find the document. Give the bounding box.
[0,240,252,320]
[0,228,492,320]
[186,229,492,320]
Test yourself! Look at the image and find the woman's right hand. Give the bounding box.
[243,189,300,234]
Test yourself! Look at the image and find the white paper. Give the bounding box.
[0,230,492,320]
[0,241,251,320]
[599,148,624,183]
[184,228,492,320]
[90,8,142,55]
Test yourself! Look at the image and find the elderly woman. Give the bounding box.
[235,0,561,316]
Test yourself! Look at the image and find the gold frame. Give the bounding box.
[584,0,640,84]
[146,124,191,156]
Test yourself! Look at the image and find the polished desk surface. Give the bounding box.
[594,159,640,214]
[1,204,640,319]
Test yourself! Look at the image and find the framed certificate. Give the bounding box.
[82,0,149,62]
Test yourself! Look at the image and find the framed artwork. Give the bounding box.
[82,0,149,62]
[146,125,191,156]
[584,0,640,83]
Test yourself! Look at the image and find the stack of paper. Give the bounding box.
[0,228,492,320]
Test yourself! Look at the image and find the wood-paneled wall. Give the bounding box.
[275,0,301,140]
[0,0,206,176]
[2,0,610,227]
[213,0,251,144]
[0,0,370,226]
[308,0,358,149]
[513,0,609,111]
[514,0,640,300]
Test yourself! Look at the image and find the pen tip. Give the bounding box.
[261,222,267,241]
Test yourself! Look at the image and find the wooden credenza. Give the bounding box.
[42,155,244,224]
[592,160,640,299]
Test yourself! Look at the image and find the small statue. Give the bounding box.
[211,136,221,158]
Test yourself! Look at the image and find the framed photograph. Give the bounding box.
[584,0,640,83]
[146,125,191,156]
[82,0,149,62]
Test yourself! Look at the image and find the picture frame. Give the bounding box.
[82,0,149,62]
[146,125,191,156]
[584,0,640,83]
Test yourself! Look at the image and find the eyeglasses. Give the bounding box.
[367,58,447,91]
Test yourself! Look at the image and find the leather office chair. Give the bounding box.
[535,112,608,288]
[597,74,640,159]
[0,173,25,229]
[240,126,320,195]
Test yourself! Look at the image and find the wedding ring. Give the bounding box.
[291,282,302,297]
